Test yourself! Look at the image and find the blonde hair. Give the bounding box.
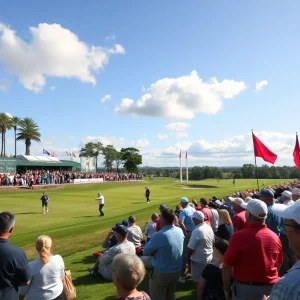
[112,253,145,290]
[151,213,158,221]
[36,235,52,264]
[218,209,232,225]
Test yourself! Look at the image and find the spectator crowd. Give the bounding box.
[0,170,143,187]
[1,180,300,299]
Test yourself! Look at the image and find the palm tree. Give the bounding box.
[11,116,21,157]
[0,113,12,157]
[17,118,41,155]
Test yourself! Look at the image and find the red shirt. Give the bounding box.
[223,224,282,283]
[200,207,212,225]
[156,219,161,231]
[232,210,247,231]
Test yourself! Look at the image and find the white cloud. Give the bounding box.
[115,71,247,119]
[0,78,11,91]
[132,139,149,148]
[5,112,12,118]
[165,122,190,132]
[105,34,116,41]
[100,94,112,103]
[0,23,125,92]
[50,86,56,91]
[255,80,268,92]
[158,134,168,140]
[82,136,125,147]
[174,132,188,138]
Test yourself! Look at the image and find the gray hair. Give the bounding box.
[112,254,145,290]
[0,212,15,234]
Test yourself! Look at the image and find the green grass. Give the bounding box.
[0,178,290,299]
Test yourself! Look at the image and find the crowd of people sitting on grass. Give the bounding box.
[1,180,300,299]
[0,170,143,186]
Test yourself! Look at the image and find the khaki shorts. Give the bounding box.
[191,261,207,282]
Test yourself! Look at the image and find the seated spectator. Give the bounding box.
[127,216,144,255]
[215,210,233,241]
[145,213,158,243]
[19,235,65,300]
[156,204,167,231]
[102,221,129,250]
[88,225,136,280]
[112,254,151,300]
[197,239,229,300]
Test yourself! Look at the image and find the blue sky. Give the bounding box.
[1,0,300,166]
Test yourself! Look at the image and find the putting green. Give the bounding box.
[0,178,289,299]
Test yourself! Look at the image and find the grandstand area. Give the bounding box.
[0,177,291,299]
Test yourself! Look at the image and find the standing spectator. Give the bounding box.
[259,189,282,236]
[95,193,105,216]
[127,216,143,255]
[215,210,233,241]
[232,198,246,232]
[280,191,294,206]
[199,198,212,225]
[19,235,65,300]
[197,239,229,300]
[220,197,235,218]
[178,197,196,283]
[40,192,49,215]
[0,212,31,300]
[112,254,150,300]
[174,204,182,218]
[88,225,136,280]
[291,188,300,202]
[222,199,283,300]
[143,208,184,300]
[156,204,167,231]
[187,211,214,284]
[263,201,300,299]
[208,202,219,233]
[145,213,158,243]
[145,187,150,203]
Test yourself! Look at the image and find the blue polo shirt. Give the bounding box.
[266,204,282,236]
[0,238,31,300]
[143,225,184,273]
[179,206,196,232]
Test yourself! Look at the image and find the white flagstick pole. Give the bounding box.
[180,150,182,183]
[186,151,188,182]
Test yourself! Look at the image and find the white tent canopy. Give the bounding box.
[16,155,60,163]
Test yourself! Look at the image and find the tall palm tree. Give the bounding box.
[0,113,12,157]
[11,116,21,157]
[17,118,41,155]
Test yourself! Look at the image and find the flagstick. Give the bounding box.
[186,154,188,182]
[180,151,182,183]
[252,129,260,191]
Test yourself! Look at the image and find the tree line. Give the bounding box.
[0,113,41,157]
[79,142,142,173]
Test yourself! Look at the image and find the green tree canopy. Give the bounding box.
[120,147,142,173]
[79,142,103,169]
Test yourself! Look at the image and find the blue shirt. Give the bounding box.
[143,225,184,273]
[265,204,282,236]
[179,206,196,232]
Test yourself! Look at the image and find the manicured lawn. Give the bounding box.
[0,178,289,299]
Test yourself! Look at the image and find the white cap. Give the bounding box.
[241,199,268,219]
[292,188,300,196]
[180,197,189,203]
[227,196,235,202]
[215,200,222,206]
[233,198,245,207]
[272,201,300,224]
[192,211,205,221]
[245,196,252,203]
[282,190,292,199]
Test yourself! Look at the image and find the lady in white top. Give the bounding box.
[19,235,65,300]
[144,213,158,243]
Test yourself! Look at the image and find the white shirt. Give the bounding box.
[97,195,104,204]
[19,255,65,300]
[283,199,294,206]
[127,224,143,247]
[209,207,219,231]
[188,222,214,264]
[144,221,157,238]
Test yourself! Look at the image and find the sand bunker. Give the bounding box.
[178,184,217,190]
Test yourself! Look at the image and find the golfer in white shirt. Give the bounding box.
[95,193,105,216]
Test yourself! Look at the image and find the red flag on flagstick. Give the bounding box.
[252,132,277,164]
[293,133,300,169]
[72,152,76,157]
[185,151,187,159]
[179,150,181,159]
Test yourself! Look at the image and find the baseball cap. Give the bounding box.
[282,190,292,199]
[180,197,189,203]
[259,188,274,198]
[159,204,167,210]
[272,201,300,224]
[241,199,268,219]
[227,196,235,202]
[121,220,129,227]
[128,216,136,223]
[192,211,205,221]
[112,222,121,230]
[113,225,128,237]
[233,198,245,207]
[292,188,300,196]
[215,200,222,206]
